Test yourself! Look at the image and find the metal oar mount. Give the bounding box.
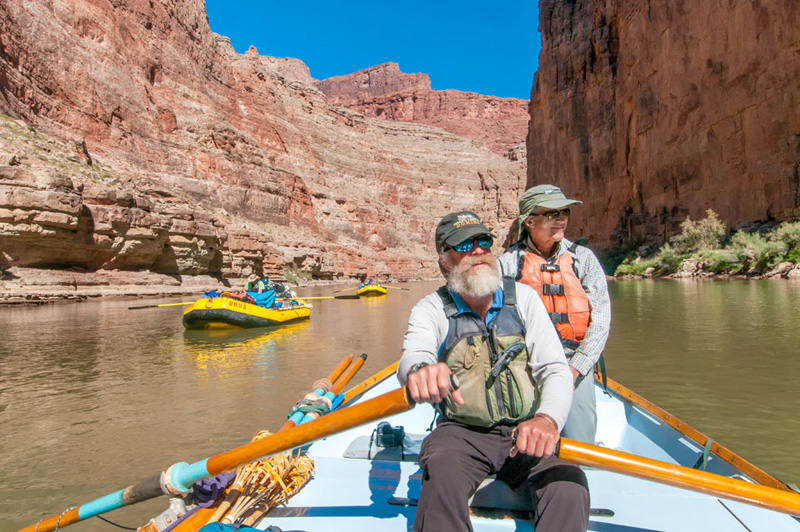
[20,385,414,532]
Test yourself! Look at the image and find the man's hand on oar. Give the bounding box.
[406,362,463,405]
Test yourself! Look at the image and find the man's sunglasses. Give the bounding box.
[535,208,571,220]
[443,235,494,253]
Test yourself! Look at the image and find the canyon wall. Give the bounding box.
[529,0,800,248]
[318,63,530,156]
[0,0,526,292]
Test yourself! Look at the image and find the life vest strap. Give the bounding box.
[549,311,569,324]
[540,263,560,272]
[542,283,565,296]
[562,338,580,350]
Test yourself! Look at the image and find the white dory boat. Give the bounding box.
[22,363,800,532]
[256,374,800,532]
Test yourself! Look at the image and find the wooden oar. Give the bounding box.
[277,295,360,300]
[279,354,356,432]
[340,361,400,406]
[557,438,800,516]
[332,287,357,293]
[207,354,356,523]
[19,387,414,532]
[128,301,195,310]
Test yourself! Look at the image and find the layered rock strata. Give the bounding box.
[530,0,800,248]
[317,63,530,156]
[0,0,526,296]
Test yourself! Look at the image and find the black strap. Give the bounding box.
[502,276,516,306]
[594,353,609,395]
[540,263,560,272]
[549,311,568,324]
[437,285,458,317]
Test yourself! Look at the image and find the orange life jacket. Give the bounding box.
[518,248,590,349]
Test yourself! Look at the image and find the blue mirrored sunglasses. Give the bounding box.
[444,235,494,253]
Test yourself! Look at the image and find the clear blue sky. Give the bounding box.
[204,1,541,100]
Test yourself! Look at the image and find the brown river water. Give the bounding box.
[1,279,799,531]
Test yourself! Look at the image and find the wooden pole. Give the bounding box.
[558,438,800,516]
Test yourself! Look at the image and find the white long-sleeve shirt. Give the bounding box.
[398,281,573,429]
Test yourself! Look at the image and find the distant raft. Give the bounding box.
[356,284,387,297]
[182,296,311,330]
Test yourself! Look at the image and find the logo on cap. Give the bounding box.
[453,214,480,228]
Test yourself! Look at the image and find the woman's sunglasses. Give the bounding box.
[443,235,494,253]
[535,208,571,220]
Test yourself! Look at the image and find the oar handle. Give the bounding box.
[557,438,800,516]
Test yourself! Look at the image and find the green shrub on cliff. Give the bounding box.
[670,209,727,254]
[613,212,800,277]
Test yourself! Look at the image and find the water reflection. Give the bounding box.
[183,322,312,372]
[2,279,800,531]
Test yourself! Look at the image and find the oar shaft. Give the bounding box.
[331,353,367,393]
[558,439,800,516]
[206,386,412,476]
[341,361,399,405]
[280,354,355,431]
[128,302,195,310]
[20,387,414,532]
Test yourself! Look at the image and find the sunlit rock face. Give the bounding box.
[317,63,530,157]
[0,0,526,284]
[530,0,800,248]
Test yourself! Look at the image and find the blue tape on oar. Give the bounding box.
[330,394,345,410]
[78,490,126,519]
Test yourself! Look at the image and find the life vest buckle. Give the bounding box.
[541,263,560,272]
[542,283,565,296]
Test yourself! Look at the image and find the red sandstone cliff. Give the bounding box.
[529,0,800,248]
[317,63,530,156]
[0,0,526,296]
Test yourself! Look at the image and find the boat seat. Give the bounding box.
[342,433,425,462]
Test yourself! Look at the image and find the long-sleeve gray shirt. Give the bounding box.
[499,238,611,377]
[398,281,573,429]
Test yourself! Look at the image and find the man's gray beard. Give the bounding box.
[445,256,503,298]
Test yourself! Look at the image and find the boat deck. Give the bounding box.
[258,380,800,532]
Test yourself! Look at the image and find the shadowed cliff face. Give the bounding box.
[0,0,525,284]
[530,0,800,249]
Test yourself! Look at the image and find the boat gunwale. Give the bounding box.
[602,375,790,491]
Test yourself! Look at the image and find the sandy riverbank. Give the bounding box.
[0,267,366,305]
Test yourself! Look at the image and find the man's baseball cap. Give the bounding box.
[435,211,495,253]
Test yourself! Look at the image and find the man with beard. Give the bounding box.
[499,185,611,445]
[398,211,590,532]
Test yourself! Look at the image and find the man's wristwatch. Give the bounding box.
[407,362,429,376]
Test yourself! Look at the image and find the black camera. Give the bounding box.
[375,421,405,448]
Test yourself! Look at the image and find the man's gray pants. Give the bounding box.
[562,373,597,444]
[414,421,590,532]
